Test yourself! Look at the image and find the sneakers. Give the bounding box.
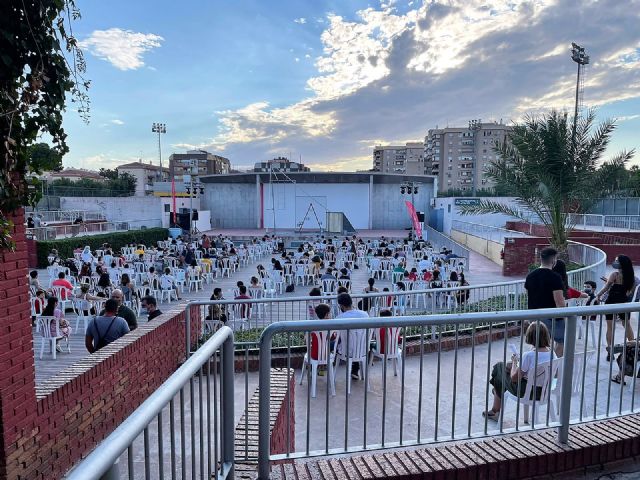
[351,372,360,380]
[56,345,63,353]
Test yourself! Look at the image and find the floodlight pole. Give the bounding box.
[152,122,167,180]
[570,43,589,153]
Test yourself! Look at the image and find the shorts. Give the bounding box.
[541,318,564,344]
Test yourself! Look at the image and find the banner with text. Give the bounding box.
[404,200,423,238]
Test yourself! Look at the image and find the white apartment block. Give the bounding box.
[424,122,511,193]
[372,142,425,175]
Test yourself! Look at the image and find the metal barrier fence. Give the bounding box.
[568,214,640,232]
[424,225,470,260]
[67,326,235,480]
[27,221,140,240]
[25,209,106,223]
[257,302,640,479]
[452,220,529,244]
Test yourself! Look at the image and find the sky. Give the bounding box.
[61,0,640,173]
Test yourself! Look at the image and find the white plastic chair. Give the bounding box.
[51,286,73,311]
[37,316,68,359]
[552,350,595,414]
[248,287,265,318]
[187,267,203,292]
[321,279,336,296]
[230,303,250,331]
[299,331,337,397]
[334,329,372,394]
[370,327,403,379]
[159,277,179,303]
[220,258,232,278]
[337,279,351,293]
[30,296,45,319]
[501,361,558,425]
[270,270,285,295]
[73,298,93,333]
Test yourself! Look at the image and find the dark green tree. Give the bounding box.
[1,0,89,249]
[27,142,63,172]
[458,109,634,251]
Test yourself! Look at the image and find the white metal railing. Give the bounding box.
[26,210,106,223]
[568,214,640,232]
[26,220,164,240]
[256,302,640,478]
[424,225,470,259]
[452,220,529,244]
[67,326,235,480]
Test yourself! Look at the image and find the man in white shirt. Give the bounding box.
[336,293,369,380]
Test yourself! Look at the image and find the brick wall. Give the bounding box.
[503,237,549,276]
[0,209,202,480]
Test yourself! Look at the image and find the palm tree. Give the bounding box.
[458,109,634,252]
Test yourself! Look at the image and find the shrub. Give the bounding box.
[36,228,169,267]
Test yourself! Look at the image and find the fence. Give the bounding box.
[25,209,106,223]
[67,326,235,480]
[26,220,162,240]
[568,214,640,232]
[452,220,529,244]
[424,225,470,259]
[257,302,640,479]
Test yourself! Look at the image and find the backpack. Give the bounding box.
[94,317,117,351]
[285,284,295,293]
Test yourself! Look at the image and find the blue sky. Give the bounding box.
[63,0,640,172]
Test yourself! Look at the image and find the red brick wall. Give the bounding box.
[502,237,549,276]
[270,372,295,457]
[0,208,201,479]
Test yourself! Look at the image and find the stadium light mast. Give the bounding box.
[570,43,589,151]
[151,122,167,180]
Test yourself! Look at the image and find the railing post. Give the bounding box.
[98,461,119,480]
[185,304,192,358]
[221,332,235,478]
[558,314,577,444]
[258,330,274,480]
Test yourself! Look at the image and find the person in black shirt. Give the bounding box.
[524,247,566,356]
[141,295,162,321]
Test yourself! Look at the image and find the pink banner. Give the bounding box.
[404,201,422,238]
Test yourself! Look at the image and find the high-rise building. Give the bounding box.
[253,157,310,172]
[169,150,230,179]
[372,142,424,175]
[424,122,511,193]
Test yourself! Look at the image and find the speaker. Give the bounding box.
[417,211,425,222]
[192,209,199,221]
[176,213,190,231]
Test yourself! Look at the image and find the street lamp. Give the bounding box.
[400,181,421,237]
[570,43,589,151]
[151,122,167,180]
[184,161,205,238]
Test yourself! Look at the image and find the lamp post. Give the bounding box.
[468,118,482,196]
[184,163,204,238]
[151,122,166,180]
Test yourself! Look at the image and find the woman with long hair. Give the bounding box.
[42,296,70,351]
[596,254,637,360]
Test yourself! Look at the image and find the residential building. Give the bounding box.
[169,150,231,179]
[253,157,310,173]
[372,142,424,175]
[45,168,104,182]
[116,161,170,196]
[424,121,511,193]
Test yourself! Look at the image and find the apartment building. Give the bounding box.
[372,142,424,175]
[117,161,169,196]
[424,122,511,193]
[253,157,310,172]
[169,150,231,179]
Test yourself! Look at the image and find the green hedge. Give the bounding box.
[36,228,169,268]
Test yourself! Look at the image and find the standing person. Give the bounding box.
[524,247,566,356]
[85,299,130,353]
[141,296,163,321]
[596,255,638,360]
[336,293,369,380]
[26,215,35,228]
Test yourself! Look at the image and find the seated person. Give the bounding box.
[51,272,74,300]
[484,323,554,421]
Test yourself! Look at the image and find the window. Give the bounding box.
[164,204,171,212]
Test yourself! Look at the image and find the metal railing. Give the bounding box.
[27,221,135,240]
[568,214,640,232]
[452,220,529,244]
[256,302,640,479]
[25,209,106,223]
[424,225,470,260]
[67,326,235,480]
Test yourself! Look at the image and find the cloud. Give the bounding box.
[179,0,640,171]
[111,119,125,125]
[80,28,163,70]
[616,114,640,122]
[294,17,307,24]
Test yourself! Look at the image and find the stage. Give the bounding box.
[201,228,412,241]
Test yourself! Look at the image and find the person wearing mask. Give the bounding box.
[336,293,369,380]
[524,247,565,356]
[596,255,638,360]
[86,299,130,353]
[101,289,138,331]
[141,295,162,321]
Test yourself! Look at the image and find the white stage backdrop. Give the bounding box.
[263,183,369,230]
